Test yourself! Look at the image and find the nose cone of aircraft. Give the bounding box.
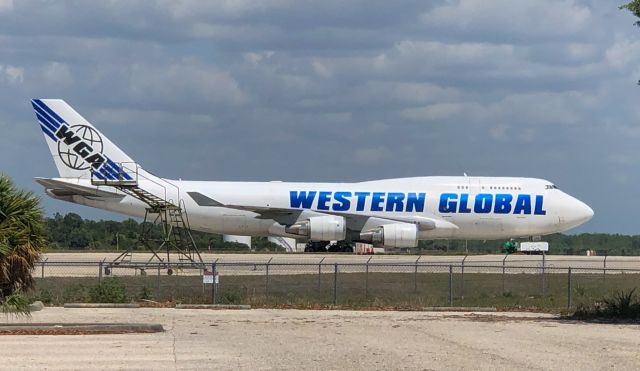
[565,196,594,228]
[575,199,594,224]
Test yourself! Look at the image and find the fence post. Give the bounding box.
[212,261,217,304]
[265,260,271,297]
[502,255,508,294]
[333,263,338,305]
[567,267,572,309]
[365,256,372,299]
[414,256,421,293]
[448,265,453,306]
[461,255,468,300]
[157,264,161,299]
[41,258,47,279]
[318,257,326,293]
[603,255,607,283]
[541,253,546,297]
[98,261,103,285]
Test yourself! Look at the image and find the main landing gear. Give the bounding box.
[304,240,354,253]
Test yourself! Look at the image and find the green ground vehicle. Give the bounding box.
[503,240,519,254]
[503,240,548,255]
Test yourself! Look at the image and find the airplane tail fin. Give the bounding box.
[30,99,136,181]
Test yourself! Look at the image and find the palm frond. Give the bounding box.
[0,173,45,299]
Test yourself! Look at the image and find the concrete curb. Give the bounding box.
[175,304,251,310]
[64,303,140,308]
[0,323,164,334]
[421,307,497,312]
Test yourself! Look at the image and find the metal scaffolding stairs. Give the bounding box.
[92,164,202,267]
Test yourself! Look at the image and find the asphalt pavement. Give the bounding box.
[1,308,638,370]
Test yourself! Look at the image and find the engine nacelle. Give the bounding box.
[285,215,346,241]
[359,223,418,248]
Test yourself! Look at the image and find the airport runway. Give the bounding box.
[42,252,640,267]
[37,252,640,277]
[1,308,638,370]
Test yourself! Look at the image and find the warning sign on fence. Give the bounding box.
[203,271,219,284]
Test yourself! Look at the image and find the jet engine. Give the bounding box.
[286,215,346,241]
[359,223,419,248]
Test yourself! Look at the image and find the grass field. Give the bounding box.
[29,270,640,311]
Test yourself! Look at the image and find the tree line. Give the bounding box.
[419,233,640,256]
[45,212,283,252]
[45,212,640,255]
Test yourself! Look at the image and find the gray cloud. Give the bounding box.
[1,0,639,233]
[421,0,593,43]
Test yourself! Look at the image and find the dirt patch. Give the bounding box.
[0,323,163,335]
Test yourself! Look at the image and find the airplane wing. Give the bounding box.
[187,191,306,225]
[186,192,458,232]
[35,177,124,199]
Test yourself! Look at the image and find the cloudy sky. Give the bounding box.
[1,0,639,234]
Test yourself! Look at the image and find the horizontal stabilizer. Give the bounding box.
[35,177,123,199]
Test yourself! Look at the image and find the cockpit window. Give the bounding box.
[545,184,559,190]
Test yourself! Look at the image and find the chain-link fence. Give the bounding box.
[30,257,640,309]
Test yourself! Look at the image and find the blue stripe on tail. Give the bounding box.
[32,99,65,124]
[36,113,58,134]
[32,104,61,130]
[92,171,105,180]
[99,167,115,180]
[101,164,119,179]
[40,124,56,141]
[106,158,133,180]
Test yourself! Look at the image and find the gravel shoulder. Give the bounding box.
[0,308,638,370]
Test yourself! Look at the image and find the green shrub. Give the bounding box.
[572,288,640,320]
[35,289,53,304]
[601,289,640,318]
[137,286,153,301]
[63,283,89,303]
[573,286,586,297]
[89,279,128,303]
[219,289,243,304]
[1,291,31,317]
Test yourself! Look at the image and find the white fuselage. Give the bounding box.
[63,175,593,241]
[31,99,594,244]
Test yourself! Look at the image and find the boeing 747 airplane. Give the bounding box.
[31,99,593,251]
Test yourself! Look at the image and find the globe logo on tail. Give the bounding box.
[57,125,103,170]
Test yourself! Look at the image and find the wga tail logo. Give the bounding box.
[55,124,105,170]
